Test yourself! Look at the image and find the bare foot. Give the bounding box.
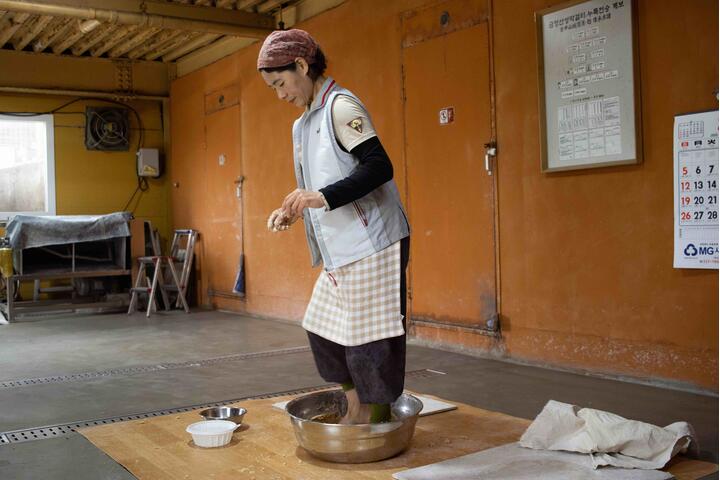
[339,388,371,424]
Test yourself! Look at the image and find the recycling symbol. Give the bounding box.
[684,244,698,256]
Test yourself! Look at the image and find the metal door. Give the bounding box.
[204,103,244,300]
[402,4,497,330]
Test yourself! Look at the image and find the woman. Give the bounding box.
[258,29,410,424]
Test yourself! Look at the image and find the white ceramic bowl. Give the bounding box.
[186,420,238,448]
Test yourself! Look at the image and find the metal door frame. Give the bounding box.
[399,0,501,336]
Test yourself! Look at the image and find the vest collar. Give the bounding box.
[307,77,336,113]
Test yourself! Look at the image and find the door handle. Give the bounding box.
[234,176,245,198]
[484,142,497,176]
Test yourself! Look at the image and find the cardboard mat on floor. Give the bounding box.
[79,392,718,480]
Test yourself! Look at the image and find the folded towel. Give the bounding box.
[519,400,696,470]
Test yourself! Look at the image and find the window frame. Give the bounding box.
[0,113,56,221]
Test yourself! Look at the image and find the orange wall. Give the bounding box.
[170,0,718,391]
[492,0,718,390]
[169,55,242,307]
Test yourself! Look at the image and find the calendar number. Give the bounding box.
[674,114,718,267]
[676,132,718,228]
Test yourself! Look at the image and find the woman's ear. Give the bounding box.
[295,57,309,76]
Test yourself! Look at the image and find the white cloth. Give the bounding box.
[393,442,674,480]
[519,400,696,470]
[302,240,404,346]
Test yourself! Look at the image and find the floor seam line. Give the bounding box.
[0,345,312,389]
[0,368,445,445]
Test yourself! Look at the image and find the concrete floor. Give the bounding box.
[0,310,716,479]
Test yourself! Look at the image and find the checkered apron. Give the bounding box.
[302,241,404,347]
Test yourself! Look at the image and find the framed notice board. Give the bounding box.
[536,0,642,172]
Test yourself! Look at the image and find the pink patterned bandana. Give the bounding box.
[257,29,319,70]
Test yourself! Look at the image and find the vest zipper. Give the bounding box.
[352,201,368,227]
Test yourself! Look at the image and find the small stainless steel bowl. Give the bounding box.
[286,390,423,463]
[199,406,247,425]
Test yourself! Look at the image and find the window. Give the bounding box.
[0,114,55,220]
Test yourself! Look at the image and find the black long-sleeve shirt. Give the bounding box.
[319,136,393,210]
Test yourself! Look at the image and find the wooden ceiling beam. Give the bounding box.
[108,26,161,58]
[0,11,29,46]
[0,0,274,37]
[162,31,218,62]
[70,23,113,55]
[126,28,178,60]
[236,0,264,11]
[0,47,169,95]
[90,24,137,57]
[34,15,73,51]
[257,0,284,15]
[144,31,192,61]
[52,18,102,53]
[28,14,60,51]
[13,14,51,49]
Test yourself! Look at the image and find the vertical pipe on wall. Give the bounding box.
[399,37,413,336]
[487,0,502,328]
[161,98,172,253]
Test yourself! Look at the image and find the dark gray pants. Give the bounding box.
[307,236,410,404]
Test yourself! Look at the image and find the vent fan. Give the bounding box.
[85,107,130,151]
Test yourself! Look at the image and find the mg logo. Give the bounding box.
[685,244,717,256]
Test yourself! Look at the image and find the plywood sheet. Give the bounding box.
[79,392,717,480]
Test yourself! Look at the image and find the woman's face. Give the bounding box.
[261,59,314,108]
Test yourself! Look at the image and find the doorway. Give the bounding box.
[402,1,497,331]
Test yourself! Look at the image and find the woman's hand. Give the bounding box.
[267,208,299,232]
[282,189,325,217]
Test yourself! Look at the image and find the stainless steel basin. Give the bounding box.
[286,389,423,463]
[198,406,247,425]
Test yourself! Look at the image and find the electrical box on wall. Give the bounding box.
[137,148,161,178]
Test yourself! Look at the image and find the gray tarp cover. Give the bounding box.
[6,212,132,250]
